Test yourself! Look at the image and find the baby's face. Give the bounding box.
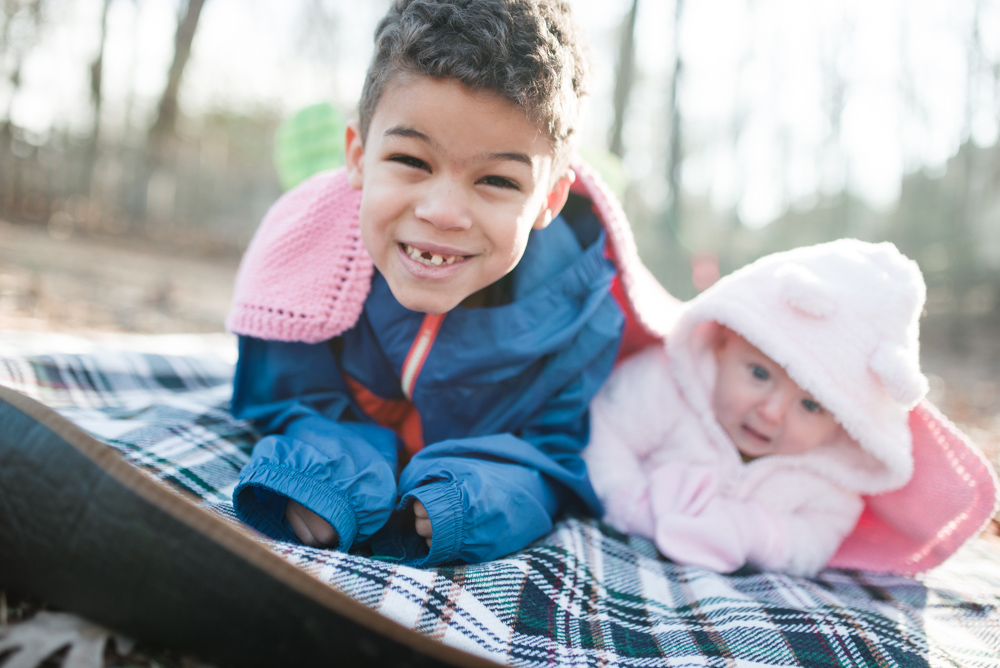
[345,74,573,314]
[713,331,841,459]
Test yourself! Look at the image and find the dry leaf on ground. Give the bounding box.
[0,611,132,668]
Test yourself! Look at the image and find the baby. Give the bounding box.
[584,239,930,576]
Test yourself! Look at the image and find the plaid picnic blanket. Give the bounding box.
[2,333,999,668]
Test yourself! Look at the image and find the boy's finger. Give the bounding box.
[286,503,320,546]
[304,515,339,546]
[287,500,338,547]
[415,517,432,537]
[413,501,429,519]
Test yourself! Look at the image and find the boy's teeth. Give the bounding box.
[404,244,462,266]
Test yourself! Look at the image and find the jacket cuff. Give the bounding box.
[406,481,465,566]
[233,460,359,550]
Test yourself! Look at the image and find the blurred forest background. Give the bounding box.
[1,0,999,450]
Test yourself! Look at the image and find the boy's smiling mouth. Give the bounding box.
[400,243,469,267]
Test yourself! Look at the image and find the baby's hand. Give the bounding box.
[413,500,433,548]
[285,499,339,548]
[650,463,719,516]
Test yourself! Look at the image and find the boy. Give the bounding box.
[225,0,641,567]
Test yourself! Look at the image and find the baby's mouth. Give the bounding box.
[742,424,771,443]
[401,243,467,267]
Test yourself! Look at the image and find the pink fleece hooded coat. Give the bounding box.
[585,239,998,576]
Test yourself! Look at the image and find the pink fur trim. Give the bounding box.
[571,161,678,340]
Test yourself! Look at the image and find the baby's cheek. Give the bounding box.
[828,415,845,438]
[810,414,843,449]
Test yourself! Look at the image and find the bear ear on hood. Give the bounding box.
[869,341,928,408]
[775,263,838,319]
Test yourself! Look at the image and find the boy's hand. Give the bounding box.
[413,500,433,548]
[285,499,339,548]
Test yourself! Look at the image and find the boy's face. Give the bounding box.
[345,75,574,314]
[712,331,841,459]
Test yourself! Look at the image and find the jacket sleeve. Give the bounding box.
[230,335,399,549]
[651,464,864,576]
[583,346,681,538]
[744,469,865,576]
[371,303,624,567]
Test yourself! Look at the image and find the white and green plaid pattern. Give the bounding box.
[2,335,999,667]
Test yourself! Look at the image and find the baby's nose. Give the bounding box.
[758,391,794,424]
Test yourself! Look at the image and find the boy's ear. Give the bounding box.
[345,120,364,190]
[533,168,576,230]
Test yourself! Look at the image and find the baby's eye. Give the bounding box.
[389,154,430,171]
[478,175,520,190]
[801,398,823,413]
[750,364,769,381]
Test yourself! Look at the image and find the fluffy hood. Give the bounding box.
[667,239,928,496]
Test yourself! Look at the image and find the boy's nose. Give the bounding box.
[414,179,473,231]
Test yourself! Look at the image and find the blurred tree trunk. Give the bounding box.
[89,0,112,144]
[946,0,988,352]
[608,0,639,159]
[816,15,850,240]
[147,0,207,155]
[1,0,46,132]
[0,0,46,211]
[84,0,113,194]
[665,0,684,233]
[139,0,206,225]
[298,0,342,97]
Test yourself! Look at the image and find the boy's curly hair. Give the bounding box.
[359,0,589,171]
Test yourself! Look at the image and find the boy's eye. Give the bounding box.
[801,398,823,413]
[750,364,769,381]
[478,175,520,191]
[389,154,430,171]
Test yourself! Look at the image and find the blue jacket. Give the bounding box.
[232,202,624,566]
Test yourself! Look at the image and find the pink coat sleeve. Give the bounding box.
[651,464,864,576]
[649,468,780,573]
[584,346,680,537]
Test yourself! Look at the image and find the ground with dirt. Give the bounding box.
[0,220,239,336]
